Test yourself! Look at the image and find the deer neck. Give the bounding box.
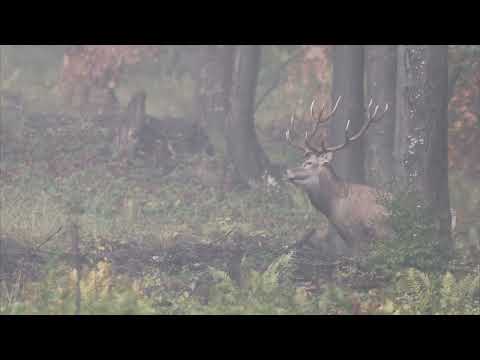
[306,165,347,218]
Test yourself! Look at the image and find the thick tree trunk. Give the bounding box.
[226,45,269,186]
[424,46,452,253]
[205,45,235,134]
[325,45,366,257]
[394,45,452,253]
[219,45,235,132]
[365,45,397,188]
[394,45,421,184]
[190,46,211,126]
[196,45,230,130]
[330,45,366,183]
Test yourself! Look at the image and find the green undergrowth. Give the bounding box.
[367,189,450,276]
[1,141,479,314]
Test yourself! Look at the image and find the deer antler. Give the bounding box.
[286,96,389,156]
[286,96,342,155]
[305,96,342,153]
[319,99,389,153]
[285,113,309,153]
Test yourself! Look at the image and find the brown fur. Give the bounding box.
[287,152,392,254]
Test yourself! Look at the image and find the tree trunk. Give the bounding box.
[190,46,211,126]
[330,45,366,183]
[226,45,269,186]
[365,45,397,188]
[424,46,452,253]
[204,45,235,134]
[219,45,235,132]
[325,45,365,257]
[394,45,452,253]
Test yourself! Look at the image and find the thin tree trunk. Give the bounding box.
[325,45,365,257]
[424,46,452,253]
[365,45,397,188]
[216,45,235,133]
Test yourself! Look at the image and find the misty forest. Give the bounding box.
[0,45,479,315]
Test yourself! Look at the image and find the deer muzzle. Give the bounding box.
[286,168,309,183]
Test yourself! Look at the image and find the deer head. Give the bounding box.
[286,97,389,188]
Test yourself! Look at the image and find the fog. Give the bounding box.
[0,45,478,315]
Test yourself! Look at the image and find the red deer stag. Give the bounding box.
[285,97,391,255]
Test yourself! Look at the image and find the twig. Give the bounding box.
[69,221,82,315]
[34,226,63,252]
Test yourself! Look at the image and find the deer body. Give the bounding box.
[287,153,392,253]
[286,97,392,254]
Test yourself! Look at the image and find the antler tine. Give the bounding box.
[330,119,352,152]
[285,113,309,153]
[344,100,389,142]
[309,98,327,135]
[345,119,351,133]
[367,98,374,112]
[316,95,342,131]
[313,96,342,125]
[368,101,389,123]
[309,96,342,129]
[303,96,343,154]
[321,99,390,153]
[326,95,343,119]
[310,99,317,121]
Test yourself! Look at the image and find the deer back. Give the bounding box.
[329,183,392,247]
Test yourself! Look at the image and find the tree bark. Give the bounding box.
[330,45,366,183]
[325,45,365,256]
[189,46,211,126]
[365,46,397,188]
[394,45,452,253]
[213,45,235,133]
[226,45,269,186]
[424,46,452,253]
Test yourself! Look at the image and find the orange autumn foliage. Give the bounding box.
[449,65,480,178]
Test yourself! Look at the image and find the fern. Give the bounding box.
[438,271,480,314]
[390,268,480,315]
